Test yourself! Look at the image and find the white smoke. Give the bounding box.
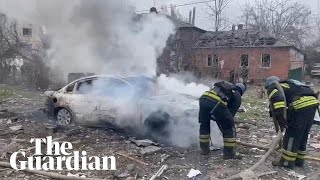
[155,74,223,148]
[0,0,224,148]
[0,0,175,80]
[157,74,210,97]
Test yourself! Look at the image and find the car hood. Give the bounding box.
[44,90,56,97]
[144,93,199,110]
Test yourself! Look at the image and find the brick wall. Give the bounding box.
[157,27,205,75]
[289,48,304,70]
[193,47,291,82]
[177,27,205,71]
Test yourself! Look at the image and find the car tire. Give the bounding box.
[56,108,73,125]
[144,110,170,140]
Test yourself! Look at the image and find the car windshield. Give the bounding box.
[125,76,165,97]
[76,78,134,99]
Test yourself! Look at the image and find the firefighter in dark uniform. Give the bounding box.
[199,81,246,159]
[265,76,319,169]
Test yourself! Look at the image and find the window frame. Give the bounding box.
[22,28,32,36]
[73,77,134,97]
[207,54,218,67]
[74,79,94,94]
[207,54,213,67]
[261,53,271,69]
[213,54,219,66]
[240,54,249,67]
[65,83,76,94]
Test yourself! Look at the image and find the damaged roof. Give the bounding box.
[164,15,193,28]
[135,12,206,33]
[194,29,298,50]
[165,15,206,33]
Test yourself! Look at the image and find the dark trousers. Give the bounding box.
[199,98,236,150]
[281,106,316,166]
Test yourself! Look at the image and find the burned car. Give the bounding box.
[44,75,222,147]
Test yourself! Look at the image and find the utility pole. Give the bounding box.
[154,0,156,6]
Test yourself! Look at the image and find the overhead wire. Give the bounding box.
[136,0,213,13]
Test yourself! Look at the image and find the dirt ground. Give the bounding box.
[0,84,319,180]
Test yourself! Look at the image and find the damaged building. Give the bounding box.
[131,8,306,82]
[150,7,305,82]
[154,8,207,75]
[17,22,45,56]
[193,24,305,82]
[135,7,207,76]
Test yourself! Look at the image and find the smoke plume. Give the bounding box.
[0,0,175,80]
[0,0,223,148]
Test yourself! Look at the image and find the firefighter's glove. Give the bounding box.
[278,118,287,132]
[269,110,273,118]
[274,110,287,131]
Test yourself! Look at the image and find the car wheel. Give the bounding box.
[144,110,170,140]
[56,108,73,125]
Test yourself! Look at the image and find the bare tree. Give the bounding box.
[0,13,26,61]
[242,0,311,48]
[204,0,232,79]
[0,12,49,87]
[204,0,232,32]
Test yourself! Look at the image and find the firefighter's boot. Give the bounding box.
[199,135,210,155]
[295,151,306,167]
[295,159,304,167]
[272,157,295,169]
[223,147,242,160]
[200,142,210,155]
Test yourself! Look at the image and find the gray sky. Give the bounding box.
[129,0,320,30]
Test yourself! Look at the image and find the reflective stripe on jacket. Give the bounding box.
[292,96,319,110]
[202,90,228,106]
[268,82,319,111]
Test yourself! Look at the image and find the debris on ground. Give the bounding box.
[310,143,320,149]
[288,171,307,180]
[118,172,130,178]
[150,165,168,180]
[67,172,87,178]
[126,164,135,173]
[187,168,201,178]
[238,106,247,112]
[239,170,257,180]
[130,138,159,147]
[139,146,162,155]
[161,154,170,162]
[0,85,319,179]
[9,125,23,131]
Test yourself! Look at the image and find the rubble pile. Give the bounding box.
[0,85,319,179]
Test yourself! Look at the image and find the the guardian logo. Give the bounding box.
[10,136,117,171]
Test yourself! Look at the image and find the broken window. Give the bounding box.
[261,54,271,68]
[207,54,218,67]
[240,54,249,67]
[75,78,133,98]
[23,28,32,36]
[207,55,212,67]
[66,83,75,93]
[76,80,93,94]
[213,54,219,66]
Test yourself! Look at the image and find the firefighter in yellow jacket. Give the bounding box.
[199,81,246,159]
[265,76,319,169]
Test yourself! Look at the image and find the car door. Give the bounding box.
[68,78,103,126]
[95,77,139,127]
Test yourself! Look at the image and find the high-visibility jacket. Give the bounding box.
[201,88,241,116]
[267,81,319,112]
[201,90,228,106]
